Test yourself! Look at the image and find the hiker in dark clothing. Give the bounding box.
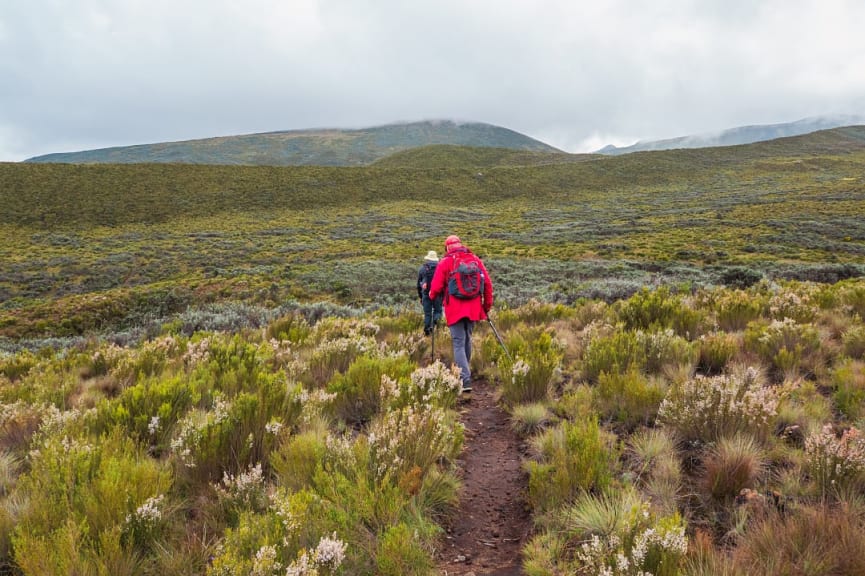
[417,250,443,336]
[428,235,494,392]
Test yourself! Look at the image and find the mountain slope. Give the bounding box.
[373,144,599,169]
[24,120,561,166]
[597,114,865,155]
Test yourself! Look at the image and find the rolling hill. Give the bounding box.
[23,120,561,166]
[597,114,865,155]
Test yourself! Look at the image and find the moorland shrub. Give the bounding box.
[657,366,778,443]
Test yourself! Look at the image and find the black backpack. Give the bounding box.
[422,262,437,292]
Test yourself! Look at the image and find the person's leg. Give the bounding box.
[449,318,472,390]
[433,297,443,327]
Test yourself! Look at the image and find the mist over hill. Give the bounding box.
[24,120,561,166]
[596,115,865,155]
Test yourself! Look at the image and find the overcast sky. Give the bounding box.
[2,0,864,161]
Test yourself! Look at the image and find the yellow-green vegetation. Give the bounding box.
[1,280,865,573]
[2,126,865,339]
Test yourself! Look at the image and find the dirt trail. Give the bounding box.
[437,378,531,576]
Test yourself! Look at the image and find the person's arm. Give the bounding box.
[428,256,449,301]
[417,267,424,300]
[481,260,493,315]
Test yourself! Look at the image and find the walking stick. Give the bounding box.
[486,315,513,362]
[431,321,436,362]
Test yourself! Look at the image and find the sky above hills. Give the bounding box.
[2,0,864,161]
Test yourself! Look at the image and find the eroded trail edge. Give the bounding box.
[438,378,531,576]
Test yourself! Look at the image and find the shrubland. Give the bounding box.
[1,128,865,573]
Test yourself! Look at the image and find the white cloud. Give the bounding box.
[1,0,864,159]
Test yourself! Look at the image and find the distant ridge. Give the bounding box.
[597,114,865,155]
[24,120,562,166]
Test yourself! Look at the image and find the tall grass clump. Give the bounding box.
[510,402,556,437]
[525,488,687,575]
[626,428,682,515]
[657,366,778,443]
[732,505,865,575]
[497,328,564,407]
[699,435,766,502]
[525,417,618,512]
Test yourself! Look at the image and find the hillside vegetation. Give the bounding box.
[2,126,865,340]
[24,120,560,166]
[2,126,865,575]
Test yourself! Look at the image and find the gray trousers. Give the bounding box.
[449,318,474,387]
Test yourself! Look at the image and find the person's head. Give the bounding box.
[424,250,438,262]
[445,235,463,253]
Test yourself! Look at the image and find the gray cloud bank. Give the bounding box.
[2,0,864,161]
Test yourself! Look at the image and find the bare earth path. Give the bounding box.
[437,378,532,575]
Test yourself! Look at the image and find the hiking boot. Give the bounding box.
[461,383,472,393]
[423,327,432,336]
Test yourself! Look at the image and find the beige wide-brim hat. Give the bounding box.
[424,250,439,262]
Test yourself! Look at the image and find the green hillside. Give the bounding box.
[2,126,865,338]
[24,120,561,166]
[373,144,598,169]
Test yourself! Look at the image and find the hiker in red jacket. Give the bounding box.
[428,235,493,393]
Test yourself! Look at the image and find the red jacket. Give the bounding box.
[428,247,494,325]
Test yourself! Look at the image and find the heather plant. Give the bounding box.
[581,329,646,383]
[265,311,311,344]
[0,349,38,381]
[594,369,666,431]
[743,317,822,378]
[804,424,865,497]
[710,288,765,332]
[13,429,173,572]
[842,324,865,358]
[305,334,380,387]
[208,488,349,576]
[617,286,704,337]
[525,417,618,512]
[529,488,688,576]
[767,284,819,323]
[374,520,436,576]
[367,405,463,482]
[831,359,865,421]
[841,281,865,319]
[327,355,414,424]
[637,328,697,375]
[271,429,327,492]
[496,328,564,406]
[657,366,778,443]
[697,332,740,374]
[171,380,301,484]
[380,360,462,412]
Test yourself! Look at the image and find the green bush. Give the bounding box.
[832,359,865,421]
[582,330,645,383]
[594,369,665,430]
[711,288,765,332]
[497,328,564,406]
[637,329,697,374]
[327,355,414,425]
[526,418,618,512]
[618,286,704,337]
[842,324,865,359]
[698,332,740,374]
[375,521,435,576]
[744,318,823,378]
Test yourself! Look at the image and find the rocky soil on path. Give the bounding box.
[437,378,532,576]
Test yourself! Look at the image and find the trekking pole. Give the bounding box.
[486,315,513,362]
[431,321,436,362]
